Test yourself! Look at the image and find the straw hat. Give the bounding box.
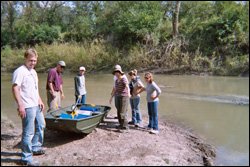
[112,65,124,75]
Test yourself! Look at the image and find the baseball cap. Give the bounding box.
[79,66,86,71]
[58,60,66,67]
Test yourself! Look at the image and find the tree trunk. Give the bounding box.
[172,1,181,37]
[7,1,16,47]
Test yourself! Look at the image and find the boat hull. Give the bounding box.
[45,104,111,134]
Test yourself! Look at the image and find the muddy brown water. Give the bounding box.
[1,72,249,165]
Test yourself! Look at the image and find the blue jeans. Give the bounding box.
[147,101,159,130]
[130,97,142,124]
[76,94,86,104]
[21,106,45,163]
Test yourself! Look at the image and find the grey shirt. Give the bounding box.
[146,81,161,102]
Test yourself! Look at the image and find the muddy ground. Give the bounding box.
[1,111,216,166]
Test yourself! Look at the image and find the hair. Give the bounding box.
[128,69,137,76]
[24,48,38,58]
[144,72,153,83]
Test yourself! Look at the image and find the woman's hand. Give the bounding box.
[109,96,113,104]
[151,95,157,100]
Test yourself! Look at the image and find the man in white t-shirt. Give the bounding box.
[12,48,45,166]
[74,66,87,104]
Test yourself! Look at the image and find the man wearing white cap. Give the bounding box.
[74,66,87,104]
[46,60,66,111]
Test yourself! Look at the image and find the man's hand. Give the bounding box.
[38,98,45,112]
[61,93,65,99]
[18,105,26,119]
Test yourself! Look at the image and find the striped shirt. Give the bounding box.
[115,77,129,96]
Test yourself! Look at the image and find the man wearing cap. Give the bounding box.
[74,66,87,104]
[46,60,66,112]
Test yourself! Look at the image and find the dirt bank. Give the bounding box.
[1,111,216,166]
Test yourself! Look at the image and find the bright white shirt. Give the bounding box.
[12,65,39,108]
[79,75,86,95]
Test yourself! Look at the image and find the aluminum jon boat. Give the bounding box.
[45,104,111,134]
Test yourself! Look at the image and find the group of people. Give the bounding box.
[46,61,87,112]
[11,48,161,166]
[109,65,162,134]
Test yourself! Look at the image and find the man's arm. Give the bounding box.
[48,82,56,98]
[12,84,26,118]
[60,84,65,99]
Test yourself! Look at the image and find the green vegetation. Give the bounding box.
[1,1,249,76]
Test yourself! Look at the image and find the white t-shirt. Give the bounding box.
[79,75,86,95]
[12,65,39,108]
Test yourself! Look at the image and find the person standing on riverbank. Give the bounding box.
[128,69,145,127]
[46,60,66,112]
[12,48,46,166]
[140,72,161,134]
[109,64,129,119]
[110,65,130,131]
[74,66,87,104]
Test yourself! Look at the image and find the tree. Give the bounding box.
[172,1,181,37]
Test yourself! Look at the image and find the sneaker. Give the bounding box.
[20,160,40,166]
[144,126,152,130]
[150,129,159,134]
[135,123,143,128]
[128,121,135,125]
[117,126,129,133]
[33,149,45,156]
[121,126,129,130]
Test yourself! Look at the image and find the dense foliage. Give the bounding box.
[1,1,249,76]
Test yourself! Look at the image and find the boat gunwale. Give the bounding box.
[45,104,111,122]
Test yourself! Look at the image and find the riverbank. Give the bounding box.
[1,110,216,166]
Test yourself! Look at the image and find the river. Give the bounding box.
[1,72,249,166]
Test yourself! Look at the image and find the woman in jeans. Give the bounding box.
[128,69,145,127]
[141,72,161,134]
